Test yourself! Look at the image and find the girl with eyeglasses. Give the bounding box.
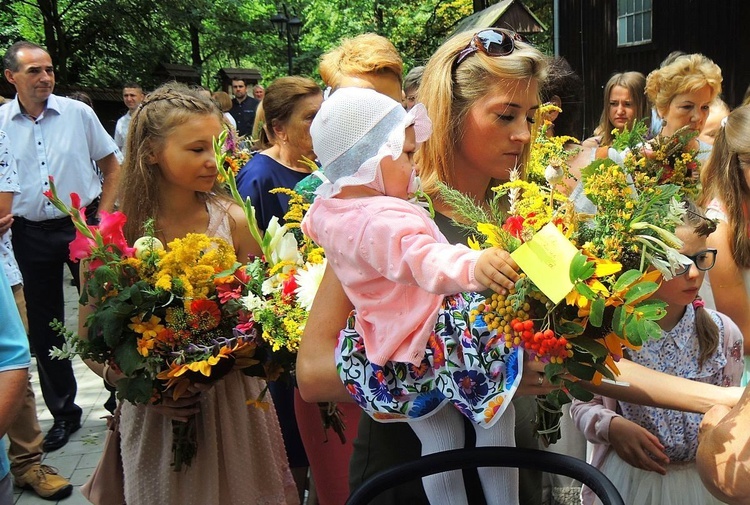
[571,201,744,505]
[699,104,750,387]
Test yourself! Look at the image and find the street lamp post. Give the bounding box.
[270,4,302,76]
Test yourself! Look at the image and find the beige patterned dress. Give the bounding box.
[119,200,299,505]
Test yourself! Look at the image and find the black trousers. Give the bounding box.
[10,209,97,424]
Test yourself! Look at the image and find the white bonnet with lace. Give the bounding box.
[310,87,432,198]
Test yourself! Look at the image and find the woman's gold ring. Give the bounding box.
[537,373,545,386]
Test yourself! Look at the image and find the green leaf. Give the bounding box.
[624,281,659,304]
[567,381,594,402]
[589,297,605,327]
[592,361,617,381]
[612,269,643,293]
[544,362,565,381]
[624,316,643,346]
[557,321,585,336]
[113,339,146,376]
[637,318,663,343]
[570,337,609,358]
[564,361,596,381]
[612,306,625,335]
[117,373,155,405]
[575,282,596,300]
[570,252,595,282]
[632,299,668,320]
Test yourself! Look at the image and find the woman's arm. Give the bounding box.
[697,385,750,505]
[582,358,743,413]
[707,221,750,355]
[296,264,355,403]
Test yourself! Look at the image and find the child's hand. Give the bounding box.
[475,248,520,295]
[150,392,203,422]
[609,416,670,474]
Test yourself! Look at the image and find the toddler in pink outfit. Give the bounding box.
[301,87,524,505]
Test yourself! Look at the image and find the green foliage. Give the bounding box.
[2,0,554,89]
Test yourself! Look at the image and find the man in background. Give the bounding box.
[0,40,120,453]
[113,82,144,155]
[229,78,259,137]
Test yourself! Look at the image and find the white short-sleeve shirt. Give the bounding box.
[0,130,22,287]
[0,94,117,221]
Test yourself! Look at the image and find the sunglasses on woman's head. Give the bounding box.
[452,28,526,72]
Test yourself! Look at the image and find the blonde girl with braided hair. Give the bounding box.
[80,82,299,505]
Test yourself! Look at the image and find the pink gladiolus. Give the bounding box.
[69,230,97,262]
[70,193,81,209]
[98,211,135,257]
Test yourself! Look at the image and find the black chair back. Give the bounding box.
[346,446,624,505]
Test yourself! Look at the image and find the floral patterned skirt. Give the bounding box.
[335,292,523,428]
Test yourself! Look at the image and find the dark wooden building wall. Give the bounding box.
[557,0,750,139]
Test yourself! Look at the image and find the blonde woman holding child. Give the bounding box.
[79,83,298,505]
[302,85,528,505]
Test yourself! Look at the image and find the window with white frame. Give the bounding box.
[617,0,652,46]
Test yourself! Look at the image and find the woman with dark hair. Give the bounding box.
[235,76,322,232]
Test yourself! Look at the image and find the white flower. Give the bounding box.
[265,217,302,269]
[132,236,164,259]
[544,163,564,185]
[240,293,267,313]
[294,259,327,311]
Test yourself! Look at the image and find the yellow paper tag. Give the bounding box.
[510,222,578,304]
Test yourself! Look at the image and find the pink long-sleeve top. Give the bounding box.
[301,196,484,366]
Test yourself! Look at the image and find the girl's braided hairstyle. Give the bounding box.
[119,82,227,243]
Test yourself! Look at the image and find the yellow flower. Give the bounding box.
[128,314,165,339]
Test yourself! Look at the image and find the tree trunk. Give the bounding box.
[36,0,68,82]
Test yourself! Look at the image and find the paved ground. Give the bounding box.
[11,270,108,504]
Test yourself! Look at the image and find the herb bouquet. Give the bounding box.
[442,157,689,444]
[45,178,263,471]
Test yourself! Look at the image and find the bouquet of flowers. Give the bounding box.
[217,127,253,181]
[45,178,264,471]
[609,118,702,199]
[214,131,347,442]
[441,155,688,444]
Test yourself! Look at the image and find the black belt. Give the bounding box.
[15,197,100,231]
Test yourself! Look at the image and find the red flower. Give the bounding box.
[502,215,525,239]
[281,274,298,301]
[69,229,97,262]
[189,299,221,330]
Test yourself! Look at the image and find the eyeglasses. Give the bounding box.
[674,248,717,275]
[452,28,525,72]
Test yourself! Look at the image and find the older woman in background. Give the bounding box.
[235,76,322,231]
[645,53,722,162]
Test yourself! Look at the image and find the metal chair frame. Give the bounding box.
[346,446,624,505]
